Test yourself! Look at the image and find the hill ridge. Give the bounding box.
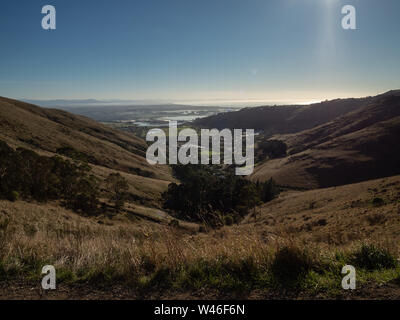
[0,96,172,182]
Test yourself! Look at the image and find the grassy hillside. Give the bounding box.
[0,97,171,181]
[1,175,400,299]
[1,95,400,299]
[243,175,400,247]
[251,95,400,188]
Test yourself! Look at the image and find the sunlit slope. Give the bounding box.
[0,96,172,182]
[241,175,400,248]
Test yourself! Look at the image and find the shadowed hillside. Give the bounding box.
[194,90,400,136]
[251,94,400,188]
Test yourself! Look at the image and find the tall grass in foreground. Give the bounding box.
[0,201,399,296]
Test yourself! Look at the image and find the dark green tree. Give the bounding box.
[105,173,129,211]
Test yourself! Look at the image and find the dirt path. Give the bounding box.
[1,281,400,300]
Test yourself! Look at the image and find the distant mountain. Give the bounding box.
[250,94,400,188]
[0,96,172,181]
[22,99,170,107]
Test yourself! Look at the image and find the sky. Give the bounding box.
[0,0,399,104]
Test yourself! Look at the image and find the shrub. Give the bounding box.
[365,213,387,226]
[271,245,316,284]
[372,197,385,207]
[224,215,234,226]
[259,178,280,203]
[351,244,397,270]
[169,219,180,228]
[6,191,19,202]
[259,140,287,159]
[316,219,327,226]
[56,146,96,164]
[105,173,129,211]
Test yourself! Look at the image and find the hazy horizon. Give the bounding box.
[20,88,398,109]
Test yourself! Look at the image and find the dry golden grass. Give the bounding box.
[0,96,173,182]
[0,96,178,210]
[242,175,400,253]
[91,164,172,205]
[0,200,273,283]
[1,174,400,298]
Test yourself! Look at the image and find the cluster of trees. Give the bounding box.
[56,146,98,164]
[162,164,279,227]
[0,140,129,214]
[0,137,280,224]
[257,140,287,162]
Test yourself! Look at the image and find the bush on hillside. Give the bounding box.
[350,244,397,270]
[105,173,129,211]
[0,140,102,215]
[271,245,317,284]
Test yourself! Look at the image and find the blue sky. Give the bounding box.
[0,0,399,103]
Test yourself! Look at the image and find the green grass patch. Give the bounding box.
[350,244,397,271]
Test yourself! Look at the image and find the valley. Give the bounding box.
[1,91,400,300]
